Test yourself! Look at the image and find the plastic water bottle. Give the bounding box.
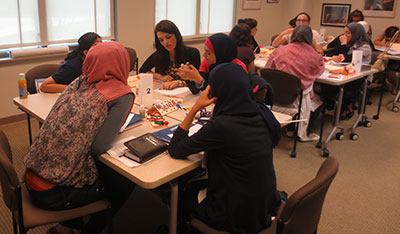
[18,73,28,99]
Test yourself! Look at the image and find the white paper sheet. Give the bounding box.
[154,87,190,96]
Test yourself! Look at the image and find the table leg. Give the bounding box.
[169,180,178,234]
[322,86,344,157]
[26,113,32,145]
[350,78,371,139]
[373,70,386,120]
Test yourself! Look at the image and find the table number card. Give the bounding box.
[352,50,363,73]
[139,73,153,107]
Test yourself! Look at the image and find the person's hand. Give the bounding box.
[162,80,179,90]
[176,63,203,83]
[193,85,217,111]
[332,55,344,63]
[339,34,347,45]
[281,27,294,36]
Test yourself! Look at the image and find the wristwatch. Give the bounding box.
[177,80,184,87]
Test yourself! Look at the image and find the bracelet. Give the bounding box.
[195,79,205,89]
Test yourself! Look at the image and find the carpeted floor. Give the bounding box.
[0,91,399,234]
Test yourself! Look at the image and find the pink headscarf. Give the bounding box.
[83,41,133,102]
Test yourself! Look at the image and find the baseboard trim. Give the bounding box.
[0,114,26,125]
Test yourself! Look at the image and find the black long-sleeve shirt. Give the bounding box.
[169,114,281,234]
[139,46,201,94]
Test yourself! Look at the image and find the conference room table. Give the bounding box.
[373,54,400,118]
[315,67,379,157]
[13,81,291,234]
[254,54,379,157]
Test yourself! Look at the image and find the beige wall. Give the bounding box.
[1,0,399,119]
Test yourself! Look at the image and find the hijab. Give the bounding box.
[199,33,247,73]
[83,41,133,102]
[346,22,370,49]
[291,24,313,46]
[209,63,280,146]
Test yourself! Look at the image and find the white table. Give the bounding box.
[316,68,379,157]
[13,84,291,234]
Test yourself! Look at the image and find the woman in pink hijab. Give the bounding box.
[24,41,135,234]
[266,24,325,142]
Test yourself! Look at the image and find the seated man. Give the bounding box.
[272,12,323,54]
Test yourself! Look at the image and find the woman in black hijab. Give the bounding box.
[169,63,281,234]
[176,33,247,92]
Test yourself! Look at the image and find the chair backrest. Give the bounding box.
[0,130,20,213]
[125,47,138,74]
[260,68,302,105]
[25,64,60,94]
[277,157,339,234]
[248,71,274,106]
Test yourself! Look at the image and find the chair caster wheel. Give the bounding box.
[350,133,359,141]
[316,141,322,148]
[335,132,344,140]
[322,148,329,157]
[373,115,379,120]
[290,151,296,158]
[392,106,399,112]
[363,121,371,128]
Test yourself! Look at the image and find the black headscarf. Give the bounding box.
[207,33,237,71]
[291,24,313,46]
[209,63,281,146]
[346,22,370,48]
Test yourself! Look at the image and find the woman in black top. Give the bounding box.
[230,23,256,71]
[238,18,260,53]
[40,32,102,93]
[169,63,281,234]
[139,20,201,94]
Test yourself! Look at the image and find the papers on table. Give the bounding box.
[154,87,190,96]
[254,59,267,68]
[106,135,141,168]
[319,72,344,81]
[375,46,400,56]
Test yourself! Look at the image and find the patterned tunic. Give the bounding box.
[24,76,108,188]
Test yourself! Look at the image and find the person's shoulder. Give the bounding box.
[184,46,200,54]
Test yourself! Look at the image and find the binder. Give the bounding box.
[123,133,168,163]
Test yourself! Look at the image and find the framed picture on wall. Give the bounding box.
[363,0,397,17]
[267,0,279,3]
[243,0,261,10]
[320,3,351,27]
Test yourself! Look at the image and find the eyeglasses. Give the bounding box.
[296,19,309,22]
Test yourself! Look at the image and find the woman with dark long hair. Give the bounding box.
[238,18,260,53]
[40,32,102,93]
[230,23,256,71]
[139,20,201,94]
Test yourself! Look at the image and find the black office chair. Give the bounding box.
[125,47,138,74]
[260,68,303,158]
